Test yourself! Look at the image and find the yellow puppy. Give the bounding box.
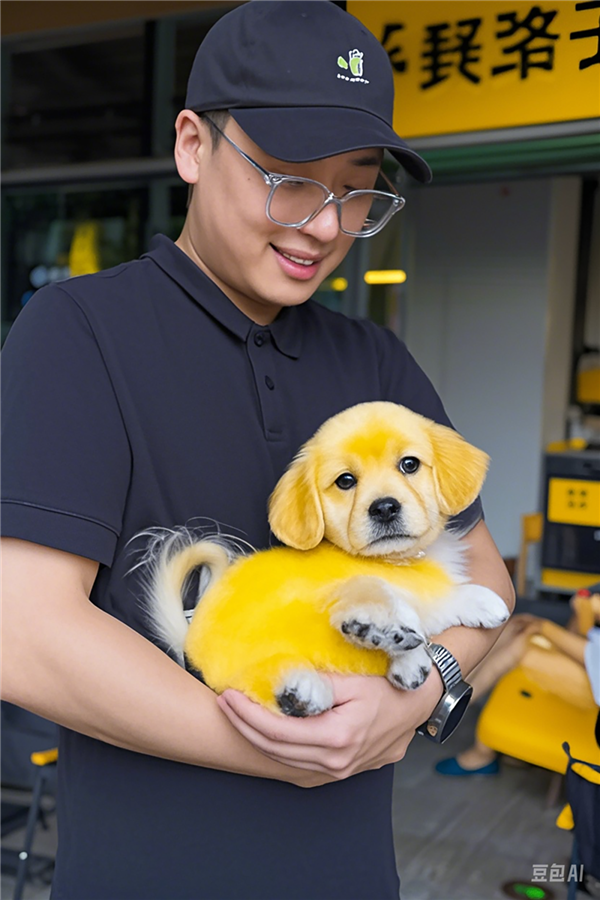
[138,402,509,715]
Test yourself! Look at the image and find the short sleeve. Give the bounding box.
[378,327,483,535]
[1,284,132,566]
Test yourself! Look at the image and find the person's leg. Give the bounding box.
[454,736,498,770]
[468,614,543,702]
[519,641,595,709]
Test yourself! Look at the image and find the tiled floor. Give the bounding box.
[1,701,574,900]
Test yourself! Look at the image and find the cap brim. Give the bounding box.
[230,107,432,183]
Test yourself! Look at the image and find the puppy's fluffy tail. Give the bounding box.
[130,527,235,666]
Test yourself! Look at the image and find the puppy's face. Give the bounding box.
[269,403,489,558]
[317,415,446,557]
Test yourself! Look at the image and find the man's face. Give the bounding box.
[176,114,383,324]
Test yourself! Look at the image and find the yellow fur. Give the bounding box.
[185,543,455,711]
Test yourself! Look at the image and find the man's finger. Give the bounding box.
[217,696,340,769]
[219,689,344,746]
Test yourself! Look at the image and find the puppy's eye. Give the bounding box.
[399,457,420,475]
[335,473,357,490]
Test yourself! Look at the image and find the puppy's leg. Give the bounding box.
[418,584,510,635]
[329,577,433,691]
[276,668,334,717]
[387,644,433,691]
[236,655,334,716]
[329,576,426,654]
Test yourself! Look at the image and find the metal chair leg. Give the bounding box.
[13,765,46,900]
[567,838,580,900]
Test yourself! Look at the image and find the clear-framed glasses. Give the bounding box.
[203,115,405,238]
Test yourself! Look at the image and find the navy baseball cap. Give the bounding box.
[185,1,432,183]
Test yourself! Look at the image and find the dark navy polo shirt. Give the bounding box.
[2,234,482,900]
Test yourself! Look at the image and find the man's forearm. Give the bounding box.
[2,583,325,786]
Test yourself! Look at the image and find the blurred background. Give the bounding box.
[2,2,599,899]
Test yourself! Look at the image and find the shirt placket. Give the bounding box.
[246,326,285,443]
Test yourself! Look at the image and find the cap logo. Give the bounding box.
[337,49,369,84]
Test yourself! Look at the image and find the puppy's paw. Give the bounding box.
[276,669,333,717]
[340,617,424,653]
[388,645,432,691]
[455,585,511,629]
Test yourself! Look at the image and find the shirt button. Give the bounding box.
[265,376,275,390]
[254,332,267,347]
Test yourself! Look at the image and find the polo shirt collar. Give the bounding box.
[269,305,303,359]
[143,235,303,359]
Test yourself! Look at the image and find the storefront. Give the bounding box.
[1,2,240,340]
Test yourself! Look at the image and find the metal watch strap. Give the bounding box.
[425,641,463,691]
[416,642,473,743]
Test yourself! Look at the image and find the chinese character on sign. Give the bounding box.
[570,0,600,68]
[382,23,408,73]
[421,18,482,88]
[531,865,549,881]
[492,5,559,78]
[549,864,565,882]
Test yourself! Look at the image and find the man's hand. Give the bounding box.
[217,668,444,781]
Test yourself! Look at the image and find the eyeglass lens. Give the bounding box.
[268,181,397,235]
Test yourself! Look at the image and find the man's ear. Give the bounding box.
[173,110,205,188]
[428,423,490,517]
[268,450,324,550]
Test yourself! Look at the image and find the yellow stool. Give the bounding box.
[477,666,600,774]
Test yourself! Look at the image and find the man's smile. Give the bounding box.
[270,243,325,280]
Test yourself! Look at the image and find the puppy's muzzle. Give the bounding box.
[368,497,401,524]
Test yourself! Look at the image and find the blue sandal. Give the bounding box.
[435,756,500,776]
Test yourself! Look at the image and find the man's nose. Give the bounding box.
[298,201,341,242]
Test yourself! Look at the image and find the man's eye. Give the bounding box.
[399,457,420,475]
[335,473,357,490]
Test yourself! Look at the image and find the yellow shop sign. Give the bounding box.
[348,1,600,137]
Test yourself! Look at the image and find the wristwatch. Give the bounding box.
[416,642,473,744]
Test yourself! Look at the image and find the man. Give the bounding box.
[2,3,514,899]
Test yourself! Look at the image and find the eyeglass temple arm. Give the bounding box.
[378,167,402,199]
[202,114,274,185]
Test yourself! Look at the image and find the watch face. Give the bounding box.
[439,685,473,743]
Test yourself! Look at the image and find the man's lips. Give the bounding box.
[272,244,323,263]
[270,244,324,280]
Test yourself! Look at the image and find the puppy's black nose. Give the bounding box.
[369,497,401,523]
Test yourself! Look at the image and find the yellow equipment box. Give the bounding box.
[541,451,600,592]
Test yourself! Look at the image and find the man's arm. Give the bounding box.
[1,537,331,788]
[217,521,515,778]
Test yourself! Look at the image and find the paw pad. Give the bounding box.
[340,619,424,653]
[276,688,310,717]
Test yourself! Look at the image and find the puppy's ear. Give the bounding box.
[429,423,490,517]
[268,451,324,550]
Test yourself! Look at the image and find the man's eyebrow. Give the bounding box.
[351,154,383,167]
